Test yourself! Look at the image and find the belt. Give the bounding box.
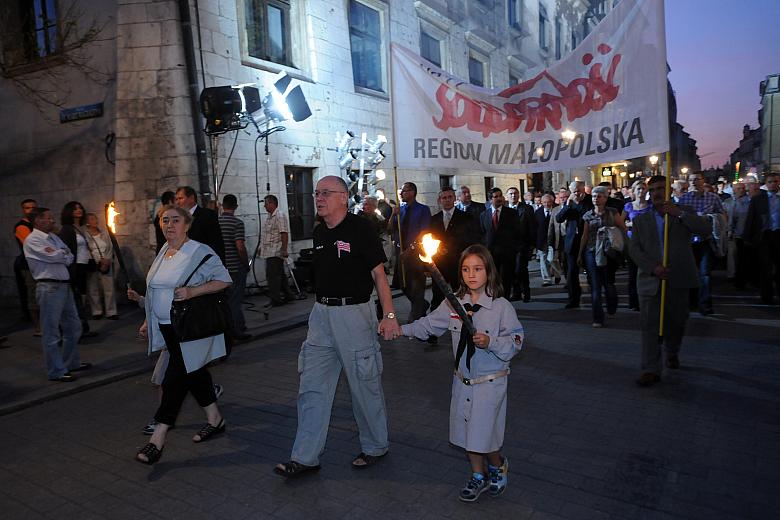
[454,369,510,386]
[316,296,370,306]
[36,278,70,283]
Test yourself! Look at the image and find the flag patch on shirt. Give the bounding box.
[450,312,460,320]
[513,333,523,345]
[335,240,351,258]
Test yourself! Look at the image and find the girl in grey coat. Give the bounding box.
[402,244,524,503]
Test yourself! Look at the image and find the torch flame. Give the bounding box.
[107,201,119,234]
[418,233,441,264]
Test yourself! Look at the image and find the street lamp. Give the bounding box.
[561,129,576,142]
[681,166,689,177]
[649,155,659,175]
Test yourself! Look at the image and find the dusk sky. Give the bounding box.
[665,0,780,169]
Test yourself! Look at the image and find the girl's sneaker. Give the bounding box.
[488,456,509,496]
[459,472,489,502]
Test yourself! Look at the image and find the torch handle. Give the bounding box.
[427,263,477,336]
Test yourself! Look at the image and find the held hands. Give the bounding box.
[473,332,490,349]
[652,264,670,280]
[378,317,402,340]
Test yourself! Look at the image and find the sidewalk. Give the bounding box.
[0,289,314,417]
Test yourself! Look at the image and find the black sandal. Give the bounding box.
[192,419,226,443]
[136,443,163,465]
[274,461,321,479]
[351,451,388,469]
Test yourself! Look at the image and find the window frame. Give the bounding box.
[348,0,389,97]
[507,0,522,30]
[554,16,562,59]
[237,0,310,79]
[538,3,549,51]
[468,49,490,88]
[418,18,449,70]
[1,0,63,73]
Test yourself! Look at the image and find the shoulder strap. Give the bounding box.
[85,231,104,259]
[182,254,213,286]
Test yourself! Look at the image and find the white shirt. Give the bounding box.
[23,228,74,281]
[149,250,191,323]
[75,231,90,264]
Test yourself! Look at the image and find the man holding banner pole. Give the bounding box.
[629,175,709,387]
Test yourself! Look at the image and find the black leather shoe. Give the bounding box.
[70,362,92,372]
[564,303,580,309]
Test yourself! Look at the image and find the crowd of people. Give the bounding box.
[10,170,779,502]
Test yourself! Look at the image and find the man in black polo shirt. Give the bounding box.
[275,175,401,478]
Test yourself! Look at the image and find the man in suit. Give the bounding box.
[744,173,780,304]
[456,185,486,220]
[555,180,594,308]
[175,186,225,263]
[428,186,480,310]
[534,194,557,286]
[388,182,431,322]
[481,188,520,296]
[505,186,535,301]
[547,189,569,285]
[629,176,710,387]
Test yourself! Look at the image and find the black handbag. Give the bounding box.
[170,254,231,342]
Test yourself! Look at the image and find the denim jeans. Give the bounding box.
[692,242,712,310]
[583,250,617,324]
[36,282,82,379]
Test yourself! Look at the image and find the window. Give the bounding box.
[571,29,578,51]
[349,0,386,93]
[554,17,562,59]
[420,30,442,68]
[1,0,60,69]
[509,72,521,85]
[508,0,522,29]
[244,0,292,66]
[439,175,454,190]
[538,4,548,50]
[285,166,315,240]
[469,56,486,87]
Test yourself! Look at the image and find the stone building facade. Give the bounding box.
[0,0,608,298]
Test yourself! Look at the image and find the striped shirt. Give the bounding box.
[218,213,246,272]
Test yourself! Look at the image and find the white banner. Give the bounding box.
[390,0,669,173]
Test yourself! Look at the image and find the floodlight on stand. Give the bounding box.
[337,131,355,153]
[339,151,357,170]
[376,188,385,200]
[374,169,386,181]
[367,135,387,154]
[368,150,386,168]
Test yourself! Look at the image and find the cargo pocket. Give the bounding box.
[355,348,379,381]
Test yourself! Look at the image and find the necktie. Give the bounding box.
[454,303,482,371]
[545,210,549,218]
[444,211,451,230]
[492,209,499,231]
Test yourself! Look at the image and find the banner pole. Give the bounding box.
[388,44,406,288]
[659,150,672,338]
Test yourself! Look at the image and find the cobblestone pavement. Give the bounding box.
[1,272,778,519]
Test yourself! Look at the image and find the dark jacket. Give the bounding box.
[428,208,480,284]
[743,190,772,246]
[481,206,520,258]
[629,205,711,296]
[555,197,594,254]
[189,206,226,263]
[459,200,486,221]
[514,203,536,253]
[534,206,555,251]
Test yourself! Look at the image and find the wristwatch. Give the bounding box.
[384,312,396,320]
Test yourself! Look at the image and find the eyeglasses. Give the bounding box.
[313,190,346,198]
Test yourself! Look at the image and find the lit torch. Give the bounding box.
[105,201,131,288]
[418,233,476,336]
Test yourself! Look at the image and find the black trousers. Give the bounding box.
[154,324,216,426]
[512,249,530,299]
[758,230,780,303]
[266,257,294,304]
